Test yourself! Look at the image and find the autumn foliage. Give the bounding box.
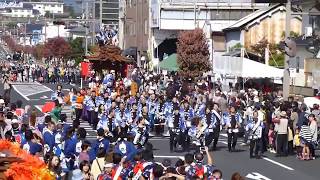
[1,35,71,61]
[177,28,211,79]
[86,43,129,62]
[44,37,71,60]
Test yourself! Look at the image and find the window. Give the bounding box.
[144,19,148,35]
[126,22,136,35]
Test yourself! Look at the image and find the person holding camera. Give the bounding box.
[246,111,263,159]
[185,146,214,179]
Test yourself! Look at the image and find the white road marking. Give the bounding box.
[34,81,54,92]
[25,89,52,97]
[220,133,228,137]
[262,157,294,171]
[12,85,30,100]
[35,105,42,112]
[154,155,184,160]
[218,141,228,144]
[246,172,271,180]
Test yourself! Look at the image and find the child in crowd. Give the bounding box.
[293,128,302,159]
[78,141,91,163]
[268,124,276,153]
[300,121,312,160]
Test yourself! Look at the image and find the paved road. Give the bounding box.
[1,81,319,180]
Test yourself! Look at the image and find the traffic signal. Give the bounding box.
[53,21,65,25]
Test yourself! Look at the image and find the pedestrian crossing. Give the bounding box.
[61,105,97,140]
[12,82,53,101]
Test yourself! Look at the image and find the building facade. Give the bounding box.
[0,1,64,18]
[119,0,149,65]
[149,0,269,68]
[101,0,119,27]
[24,2,64,16]
[223,4,302,51]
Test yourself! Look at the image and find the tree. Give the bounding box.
[250,38,279,63]
[32,44,45,61]
[44,37,71,60]
[250,38,286,67]
[69,37,84,64]
[176,28,211,80]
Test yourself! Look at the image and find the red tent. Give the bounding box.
[42,102,55,113]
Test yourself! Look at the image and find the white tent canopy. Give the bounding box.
[213,56,284,78]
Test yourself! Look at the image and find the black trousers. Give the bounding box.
[250,138,262,157]
[288,140,294,155]
[169,129,183,151]
[212,127,220,150]
[276,134,288,156]
[74,108,82,125]
[227,131,238,151]
[183,129,191,151]
[87,110,98,129]
[205,131,214,146]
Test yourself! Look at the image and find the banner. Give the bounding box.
[81,62,91,77]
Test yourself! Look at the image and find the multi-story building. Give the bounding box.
[0,3,37,18]
[24,1,64,16]
[149,0,269,65]
[0,1,64,18]
[119,0,148,64]
[101,0,119,27]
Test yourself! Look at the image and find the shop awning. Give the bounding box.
[159,53,179,71]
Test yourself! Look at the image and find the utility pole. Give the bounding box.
[194,0,197,28]
[283,0,291,100]
[85,1,89,55]
[100,0,102,27]
[92,0,96,45]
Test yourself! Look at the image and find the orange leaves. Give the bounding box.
[0,140,54,180]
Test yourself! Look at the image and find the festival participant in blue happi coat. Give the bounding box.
[223,106,243,152]
[84,90,98,128]
[154,96,165,135]
[53,122,65,158]
[195,96,206,119]
[132,116,149,148]
[22,129,42,155]
[169,105,184,152]
[212,103,222,151]
[137,96,148,118]
[114,135,137,162]
[180,100,194,151]
[102,71,114,94]
[64,127,78,158]
[164,99,174,134]
[105,109,120,141]
[203,105,216,147]
[97,104,108,130]
[147,93,158,131]
[103,91,112,113]
[43,121,56,154]
[75,127,87,156]
[128,103,139,128]
[89,128,110,162]
[115,102,130,137]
